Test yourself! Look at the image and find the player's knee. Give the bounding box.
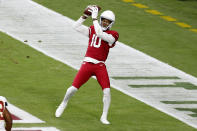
[70,85,78,89]
[103,88,110,96]
[71,84,80,89]
[69,86,78,90]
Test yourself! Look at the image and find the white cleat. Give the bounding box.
[100,117,110,125]
[55,102,67,117]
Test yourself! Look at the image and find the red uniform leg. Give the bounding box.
[72,62,93,89]
[94,63,110,90]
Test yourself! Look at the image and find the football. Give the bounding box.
[84,5,101,16]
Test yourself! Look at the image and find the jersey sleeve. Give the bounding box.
[111,31,119,42]
[109,31,119,48]
[73,17,89,37]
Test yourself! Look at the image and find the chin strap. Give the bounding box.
[101,26,108,31]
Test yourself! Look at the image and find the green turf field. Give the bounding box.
[33,0,197,78]
[1,0,197,130]
[0,30,196,130]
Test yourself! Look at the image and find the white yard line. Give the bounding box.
[12,127,60,131]
[1,0,197,129]
[8,103,45,123]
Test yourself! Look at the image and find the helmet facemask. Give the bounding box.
[100,17,114,31]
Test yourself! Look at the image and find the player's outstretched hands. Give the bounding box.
[90,6,98,19]
[83,5,92,18]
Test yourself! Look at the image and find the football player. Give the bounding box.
[55,5,119,124]
[0,96,12,131]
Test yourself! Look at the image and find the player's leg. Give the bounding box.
[101,88,111,124]
[95,63,111,124]
[55,86,78,117]
[55,62,93,117]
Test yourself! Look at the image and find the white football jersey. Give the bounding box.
[0,96,7,131]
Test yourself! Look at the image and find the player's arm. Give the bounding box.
[72,8,89,36]
[3,107,12,131]
[93,20,115,46]
[91,7,115,46]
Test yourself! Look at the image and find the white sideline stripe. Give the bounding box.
[110,84,197,128]
[8,103,45,123]
[0,0,197,129]
[113,79,188,85]
[12,127,60,131]
[111,41,197,85]
[167,104,197,108]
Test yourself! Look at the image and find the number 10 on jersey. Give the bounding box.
[90,34,101,48]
